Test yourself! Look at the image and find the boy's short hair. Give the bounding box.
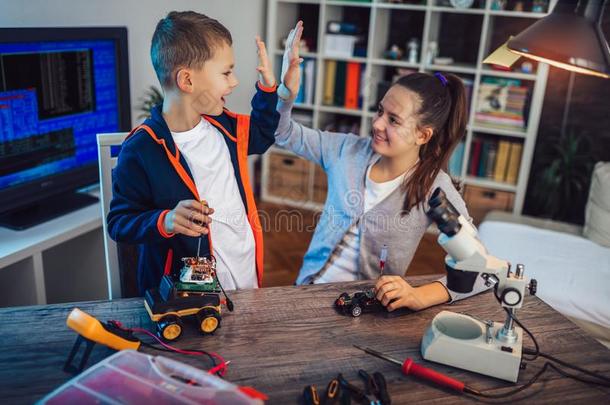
[151,11,232,87]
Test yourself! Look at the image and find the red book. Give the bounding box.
[344,62,361,109]
[469,138,483,176]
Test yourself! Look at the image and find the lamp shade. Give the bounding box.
[507,0,609,79]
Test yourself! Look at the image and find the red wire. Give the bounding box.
[109,321,228,376]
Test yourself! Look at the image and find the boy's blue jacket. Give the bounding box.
[107,82,279,295]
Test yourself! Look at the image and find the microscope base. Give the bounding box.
[421,311,522,382]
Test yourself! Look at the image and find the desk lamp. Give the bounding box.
[486,0,609,79]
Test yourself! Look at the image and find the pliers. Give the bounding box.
[338,373,379,405]
[358,370,391,405]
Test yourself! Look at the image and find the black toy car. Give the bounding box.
[335,288,384,317]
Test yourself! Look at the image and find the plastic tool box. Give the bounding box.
[40,350,263,404]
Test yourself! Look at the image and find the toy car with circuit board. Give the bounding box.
[144,256,233,341]
[335,288,384,317]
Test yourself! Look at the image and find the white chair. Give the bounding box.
[97,132,129,299]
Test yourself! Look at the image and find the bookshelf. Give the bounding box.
[262,0,556,219]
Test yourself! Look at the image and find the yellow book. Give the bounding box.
[505,142,523,184]
[323,60,337,105]
[494,140,511,182]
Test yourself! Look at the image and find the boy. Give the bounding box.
[107,11,279,295]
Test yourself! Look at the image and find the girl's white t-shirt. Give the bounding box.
[171,118,257,290]
[315,163,406,283]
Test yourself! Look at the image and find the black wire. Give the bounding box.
[466,362,550,398]
[468,361,610,399]
[545,362,610,388]
[503,307,539,361]
[523,349,610,385]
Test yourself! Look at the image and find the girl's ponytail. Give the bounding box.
[394,72,468,213]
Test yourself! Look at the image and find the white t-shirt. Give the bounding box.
[315,163,406,283]
[171,118,257,290]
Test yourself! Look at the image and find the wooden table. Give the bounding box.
[1,276,609,404]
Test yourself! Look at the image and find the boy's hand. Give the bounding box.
[255,36,276,88]
[163,200,214,237]
[375,276,427,312]
[279,20,304,101]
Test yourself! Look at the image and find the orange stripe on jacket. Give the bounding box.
[203,116,237,142]
[126,125,214,253]
[157,209,175,238]
[235,114,264,288]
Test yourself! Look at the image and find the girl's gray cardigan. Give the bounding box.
[275,100,488,301]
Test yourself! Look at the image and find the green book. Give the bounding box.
[334,61,347,106]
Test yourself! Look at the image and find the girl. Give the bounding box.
[271,21,486,312]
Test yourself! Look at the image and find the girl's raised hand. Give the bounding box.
[278,20,304,100]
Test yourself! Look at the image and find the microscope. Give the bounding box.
[420,187,537,382]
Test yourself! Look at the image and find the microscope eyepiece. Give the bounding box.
[426,187,461,236]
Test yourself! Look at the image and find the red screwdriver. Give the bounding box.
[354,345,480,395]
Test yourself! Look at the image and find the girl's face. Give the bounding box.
[371,85,429,157]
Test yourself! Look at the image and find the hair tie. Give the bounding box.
[434,72,448,87]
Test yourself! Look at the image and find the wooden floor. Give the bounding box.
[259,201,446,287]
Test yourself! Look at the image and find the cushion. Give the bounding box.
[584,162,610,247]
[478,220,610,331]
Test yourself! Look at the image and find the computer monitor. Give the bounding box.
[0,27,131,230]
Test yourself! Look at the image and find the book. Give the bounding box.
[359,65,366,108]
[304,59,315,105]
[505,142,523,184]
[494,140,511,182]
[323,60,337,105]
[477,140,490,177]
[469,138,483,176]
[344,62,361,109]
[334,61,347,106]
[485,142,497,179]
[475,77,529,129]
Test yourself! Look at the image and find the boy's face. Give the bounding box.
[187,42,239,115]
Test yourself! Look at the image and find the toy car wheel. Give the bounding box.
[351,305,363,317]
[157,315,183,341]
[197,308,221,334]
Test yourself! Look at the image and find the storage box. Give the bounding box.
[266,152,311,202]
[464,185,514,225]
[324,34,357,58]
[40,350,263,405]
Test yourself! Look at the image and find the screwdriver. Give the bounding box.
[353,345,479,395]
[196,200,209,259]
[379,244,388,275]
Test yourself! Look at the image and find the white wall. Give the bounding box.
[0,0,267,126]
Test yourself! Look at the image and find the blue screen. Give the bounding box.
[0,39,120,189]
